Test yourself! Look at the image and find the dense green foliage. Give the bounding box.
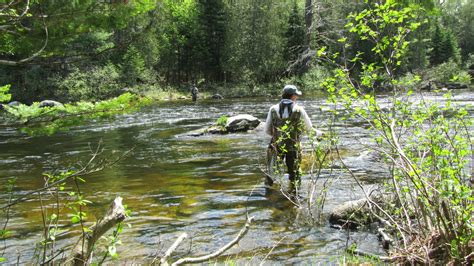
[0,84,11,103]
[2,93,151,136]
[323,2,472,263]
[0,0,471,103]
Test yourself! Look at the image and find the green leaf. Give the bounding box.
[108,246,117,256]
[0,84,12,103]
[71,216,81,224]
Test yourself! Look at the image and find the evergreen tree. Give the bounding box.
[195,0,227,81]
[430,24,460,65]
[284,1,305,75]
[121,46,146,86]
[430,24,445,65]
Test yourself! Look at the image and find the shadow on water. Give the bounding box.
[0,90,473,263]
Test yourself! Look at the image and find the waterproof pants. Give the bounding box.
[280,150,301,183]
[268,143,301,183]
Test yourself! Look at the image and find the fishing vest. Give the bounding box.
[270,100,303,152]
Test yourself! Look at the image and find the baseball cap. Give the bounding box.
[282,84,302,96]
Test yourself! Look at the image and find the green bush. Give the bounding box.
[282,64,333,92]
[121,46,157,86]
[3,93,150,135]
[423,60,471,85]
[216,115,228,128]
[0,84,11,103]
[56,63,122,101]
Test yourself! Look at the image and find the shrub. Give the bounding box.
[216,115,228,128]
[282,64,333,93]
[121,46,157,86]
[0,84,11,103]
[56,63,122,101]
[322,2,472,264]
[423,60,471,85]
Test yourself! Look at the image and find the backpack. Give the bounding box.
[270,100,303,152]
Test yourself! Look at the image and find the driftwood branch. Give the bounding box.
[70,196,126,265]
[377,228,392,250]
[346,248,399,263]
[164,216,253,266]
[159,233,188,266]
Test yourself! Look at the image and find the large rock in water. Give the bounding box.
[187,114,261,136]
[211,94,224,100]
[225,114,260,133]
[7,101,21,107]
[39,100,64,108]
[329,198,370,227]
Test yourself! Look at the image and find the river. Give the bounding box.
[0,89,473,264]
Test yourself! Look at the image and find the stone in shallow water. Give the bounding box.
[39,100,64,108]
[7,101,21,107]
[225,114,260,133]
[187,114,261,136]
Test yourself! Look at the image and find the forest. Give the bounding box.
[1,0,472,103]
[0,0,473,265]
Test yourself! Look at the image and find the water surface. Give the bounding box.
[1,90,472,263]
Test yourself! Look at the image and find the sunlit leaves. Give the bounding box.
[4,93,151,136]
[0,84,12,103]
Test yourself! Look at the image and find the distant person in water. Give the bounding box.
[264,85,315,187]
[190,84,199,102]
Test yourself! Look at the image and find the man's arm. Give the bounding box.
[300,107,323,136]
[299,107,312,130]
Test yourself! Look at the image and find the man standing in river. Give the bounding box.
[264,85,314,187]
[190,84,199,102]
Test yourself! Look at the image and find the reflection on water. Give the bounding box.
[0,90,473,263]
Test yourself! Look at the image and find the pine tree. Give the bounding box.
[430,24,460,65]
[284,1,305,74]
[195,0,227,81]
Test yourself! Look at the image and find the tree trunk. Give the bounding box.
[302,0,314,72]
[304,0,313,50]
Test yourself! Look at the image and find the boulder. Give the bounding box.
[329,198,370,228]
[179,96,187,100]
[211,94,224,100]
[7,101,21,107]
[446,83,467,90]
[438,82,468,90]
[39,100,63,108]
[187,114,261,136]
[225,114,260,133]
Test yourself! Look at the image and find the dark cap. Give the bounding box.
[282,85,302,96]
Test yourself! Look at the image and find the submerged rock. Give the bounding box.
[39,100,64,108]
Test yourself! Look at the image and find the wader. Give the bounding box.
[191,87,198,102]
[267,100,304,184]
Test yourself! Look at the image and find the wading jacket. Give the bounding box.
[264,99,312,152]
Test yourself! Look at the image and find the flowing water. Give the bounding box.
[0,89,473,264]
